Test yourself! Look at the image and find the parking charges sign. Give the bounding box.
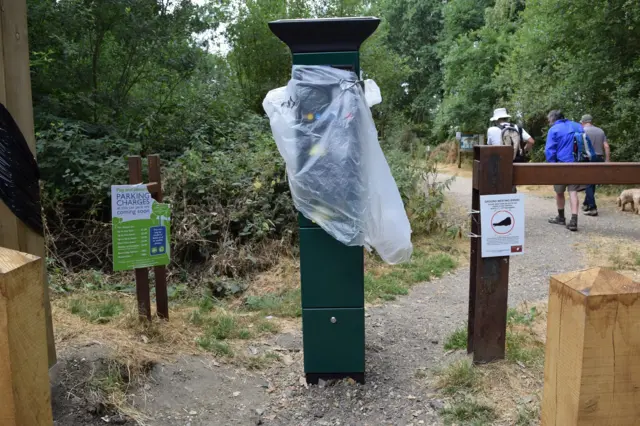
[480,194,525,258]
[111,185,171,271]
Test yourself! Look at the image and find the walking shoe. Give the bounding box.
[581,205,590,212]
[584,208,598,217]
[567,218,578,231]
[549,216,566,225]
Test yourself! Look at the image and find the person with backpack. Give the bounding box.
[487,108,535,192]
[580,114,610,216]
[545,109,592,232]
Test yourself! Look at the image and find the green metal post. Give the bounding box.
[268,17,380,384]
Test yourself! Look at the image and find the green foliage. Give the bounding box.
[382,0,444,123]
[516,405,540,426]
[440,398,496,425]
[386,149,454,235]
[243,290,302,318]
[437,359,480,396]
[506,331,545,368]
[507,307,538,327]
[196,337,234,357]
[68,295,124,323]
[205,313,238,340]
[163,119,296,274]
[364,250,456,302]
[444,327,468,351]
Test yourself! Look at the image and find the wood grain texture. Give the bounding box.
[542,268,640,425]
[128,156,152,320]
[468,145,512,363]
[148,155,168,319]
[0,247,53,425]
[513,163,640,186]
[0,0,56,367]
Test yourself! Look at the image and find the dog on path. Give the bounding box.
[617,189,640,214]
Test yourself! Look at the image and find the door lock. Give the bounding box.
[330,316,337,324]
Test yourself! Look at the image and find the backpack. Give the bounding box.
[572,130,596,162]
[498,123,527,162]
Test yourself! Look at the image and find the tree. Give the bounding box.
[434,0,521,138]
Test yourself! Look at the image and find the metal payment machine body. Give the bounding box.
[268,17,380,384]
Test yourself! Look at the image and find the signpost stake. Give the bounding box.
[128,156,152,320]
[468,145,513,363]
[148,155,168,320]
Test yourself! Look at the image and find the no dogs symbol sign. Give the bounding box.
[480,194,525,258]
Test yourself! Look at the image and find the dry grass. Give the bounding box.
[53,296,203,360]
[579,235,640,281]
[430,140,459,164]
[246,255,299,297]
[434,302,547,425]
[438,163,473,179]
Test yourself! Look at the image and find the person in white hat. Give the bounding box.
[487,108,535,192]
[487,108,535,151]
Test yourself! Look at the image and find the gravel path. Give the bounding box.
[255,175,640,426]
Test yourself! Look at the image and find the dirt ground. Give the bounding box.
[51,173,640,426]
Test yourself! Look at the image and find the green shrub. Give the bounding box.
[444,327,468,351]
[385,147,453,236]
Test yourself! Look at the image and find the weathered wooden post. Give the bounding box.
[467,145,513,363]
[542,268,640,425]
[126,155,169,320]
[0,0,56,366]
[0,247,53,425]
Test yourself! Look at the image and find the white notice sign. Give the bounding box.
[480,194,525,258]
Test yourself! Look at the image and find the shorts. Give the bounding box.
[554,184,587,193]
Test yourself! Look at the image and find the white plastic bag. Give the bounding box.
[263,66,412,264]
[364,79,382,107]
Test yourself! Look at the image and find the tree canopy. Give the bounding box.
[26,0,640,273]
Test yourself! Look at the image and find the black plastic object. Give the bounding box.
[268,17,380,54]
[0,103,43,236]
[289,66,365,244]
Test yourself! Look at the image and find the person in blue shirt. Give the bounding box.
[545,110,587,231]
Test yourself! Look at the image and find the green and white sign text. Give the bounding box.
[111,185,171,271]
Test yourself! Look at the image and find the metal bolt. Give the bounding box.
[330,317,337,324]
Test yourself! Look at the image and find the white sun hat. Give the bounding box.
[490,108,511,121]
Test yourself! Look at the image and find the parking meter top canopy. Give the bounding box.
[268,17,380,54]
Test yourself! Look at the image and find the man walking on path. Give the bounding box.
[580,114,610,216]
[545,110,586,231]
[487,108,535,192]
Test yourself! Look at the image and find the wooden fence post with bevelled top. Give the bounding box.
[542,268,640,425]
[0,247,53,425]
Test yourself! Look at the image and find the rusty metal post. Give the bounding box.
[468,145,513,363]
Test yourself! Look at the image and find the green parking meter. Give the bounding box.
[268,17,380,384]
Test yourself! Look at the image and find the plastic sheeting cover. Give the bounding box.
[263,66,412,264]
[0,103,43,236]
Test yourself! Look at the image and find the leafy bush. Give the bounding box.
[385,146,453,236]
[162,114,296,276]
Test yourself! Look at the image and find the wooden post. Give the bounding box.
[542,268,640,425]
[0,0,56,367]
[467,145,513,363]
[0,247,53,425]
[148,155,168,320]
[128,156,152,320]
